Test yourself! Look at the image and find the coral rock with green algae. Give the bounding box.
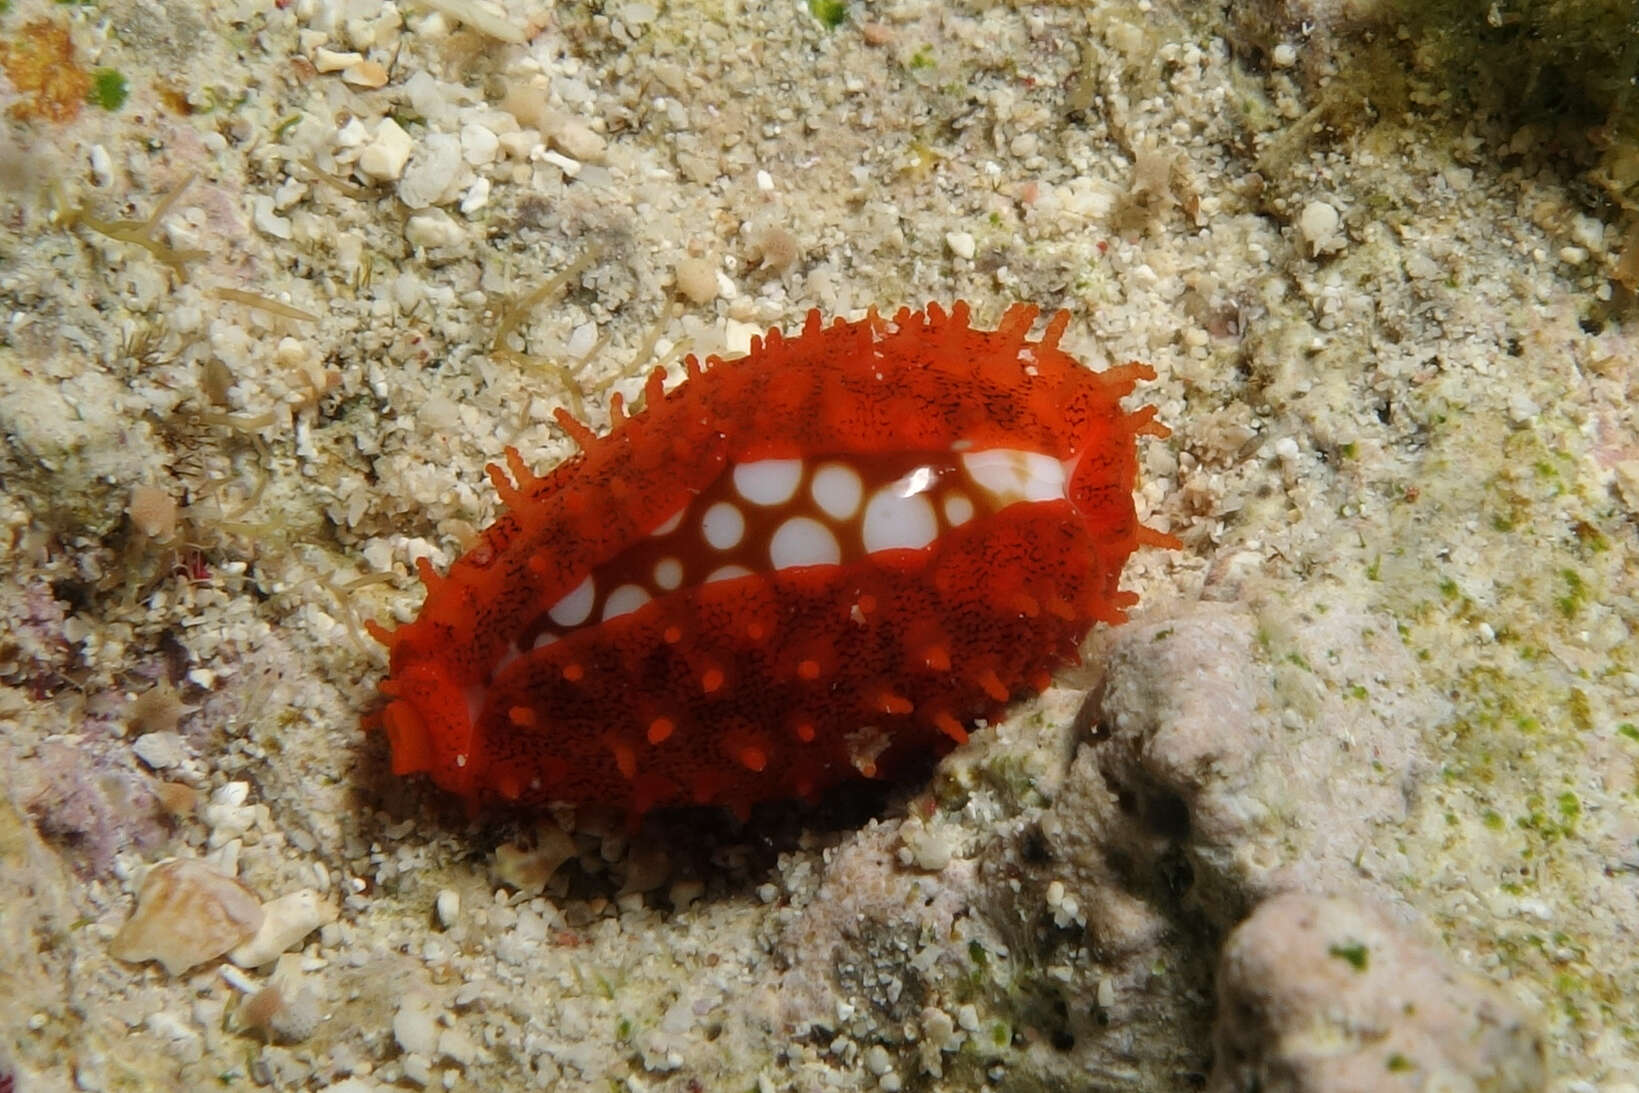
[1213,892,1548,1093]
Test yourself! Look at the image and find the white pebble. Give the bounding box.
[404,70,456,126]
[461,122,500,166]
[539,149,581,177]
[345,15,379,49]
[171,303,203,333]
[402,1053,433,1086]
[945,231,976,260]
[358,118,414,182]
[89,144,113,187]
[1272,42,1297,68]
[132,731,188,770]
[1298,200,1345,256]
[405,209,464,249]
[497,129,539,159]
[460,177,491,215]
[342,60,389,90]
[567,320,598,358]
[398,132,464,209]
[436,889,461,929]
[273,336,310,369]
[724,318,758,353]
[313,46,363,72]
[550,117,606,163]
[335,117,369,147]
[437,1025,480,1066]
[251,194,293,239]
[145,1010,202,1053]
[394,994,441,1056]
[419,392,459,430]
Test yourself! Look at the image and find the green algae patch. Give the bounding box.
[1328,941,1370,972]
[806,0,846,29]
[89,67,127,111]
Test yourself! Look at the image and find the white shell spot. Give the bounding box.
[960,449,1067,506]
[603,584,651,621]
[547,575,595,627]
[651,507,685,536]
[770,517,842,570]
[944,492,975,526]
[531,632,558,650]
[702,501,746,550]
[653,557,683,590]
[862,488,939,554]
[811,462,863,521]
[732,458,803,506]
[705,564,752,584]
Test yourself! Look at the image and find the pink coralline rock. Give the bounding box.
[1210,891,1547,1093]
[17,736,171,876]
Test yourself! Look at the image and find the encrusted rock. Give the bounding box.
[110,859,264,975]
[1090,602,1432,927]
[968,598,1447,1086]
[1210,892,1547,1093]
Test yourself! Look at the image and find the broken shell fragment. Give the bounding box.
[110,859,264,976]
[229,888,338,968]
